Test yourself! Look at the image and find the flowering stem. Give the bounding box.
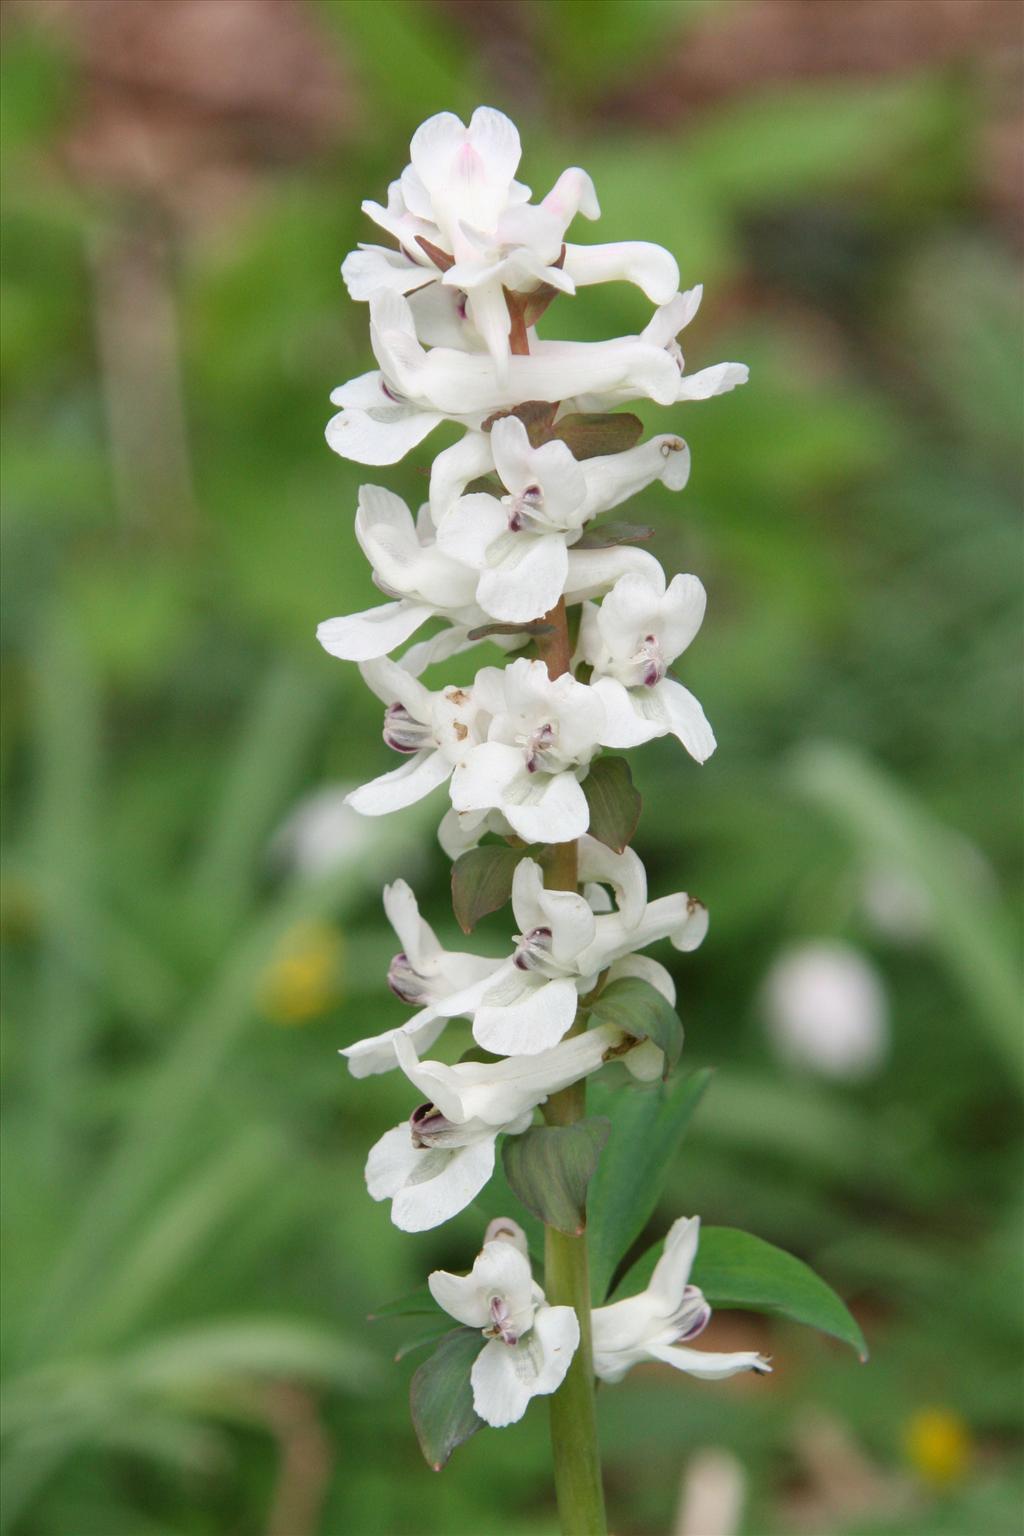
[538,597,607,1536]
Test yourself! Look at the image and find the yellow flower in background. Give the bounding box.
[904,1407,971,1487]
[259,920,344,1025]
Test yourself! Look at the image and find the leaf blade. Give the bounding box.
[588,977,684,1076]
[583,756,641,853]
[587,1070,711,1303]
[409,1327,484,1471]
[611,1225,868,1360]
[501,1118,610,1235]
[451,845,528,933]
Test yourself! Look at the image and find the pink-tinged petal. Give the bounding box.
[656,678,716,763]
[541,167,600,225]
[316,600,434,663]
[476,535,568,623]
[429,1241,534,1331]
[563,241,679,304]
[346,750,452,816]
[466,105,522,190]
[473,977,579,1056]
[391,1138,497,1232]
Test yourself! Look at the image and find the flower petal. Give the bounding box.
[316,600,435,662]
[391,1138,497,1232]
[591,677,665,748]
[503,770,590,844]
[562,240,679,304]
[470,1304,579,1426]
[325,403,443,466]
[476,535,568,623]
[655,678,716,763]
[473,977,579,1056]
[647,1341,771,1380]
[346,750,452,816]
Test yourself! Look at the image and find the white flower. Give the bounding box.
[341,880,503,1078]
[449,658,603,843]
[591,1217,771,1383]
[434,416,691,623]
[762,941,890,1081]
[345,658,481,817]
[365,1025,625,1230]
[428,426,689,525]
[326,289,746,468]
[429,1229,579,1426]
[342,107,679,374]
[413,853,706,1057]
[579,567,716,762]
[316,486,484,662]
[573,288,748,412]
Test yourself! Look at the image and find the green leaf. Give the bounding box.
[501,1118,610,1235]
[574,521,655,550]
[409,1327,484,1471]
[582,756,641,853]
[451,844,529,933]
[550,412,644,459]
[587,1070,711,1303]
[394,1329,451,1364]
[612,1226,869,1360]
[587,977,683,1077]
[368,1286,437,1321]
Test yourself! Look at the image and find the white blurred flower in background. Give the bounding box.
[761,940,890,1082]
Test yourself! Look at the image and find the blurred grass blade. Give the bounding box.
[792,741,1023,1085]
[78,1131,283,1348]
[26,610,102,1163]
[191,660,331,928]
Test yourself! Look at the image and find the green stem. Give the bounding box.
[510,305,605,1531]
[536,623,607,1536]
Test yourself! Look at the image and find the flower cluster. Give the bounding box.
[319,108,766,1440]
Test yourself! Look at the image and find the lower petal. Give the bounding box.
[325,405,442,466]
[656,679,717,763]
[316,601,434,662]
[473,977,579,1056]
[391,1136,496,1232]
[647,1342,771,1380]
[346,751,452,816]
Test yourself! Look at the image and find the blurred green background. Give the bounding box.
[2,2,1022,1533]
